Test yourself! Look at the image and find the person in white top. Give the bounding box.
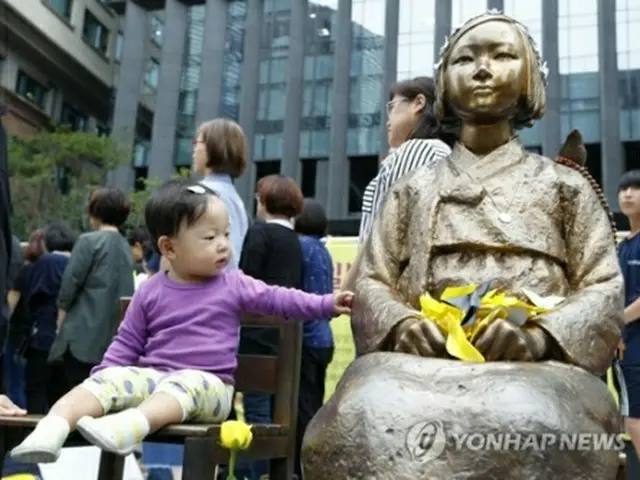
[344,77,454,290]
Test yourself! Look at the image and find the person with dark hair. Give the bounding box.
[127,227,151,273]
[10,178,352,464]
[360,76,453,241]
[292,199,334,477]
[87,187,131,230]
[193,118,250,270]
[48,187,134,392]
[234,174,305,480]
[17,223,75,413]
[4,229,47,407]
[43,223,75,253]
[617,169,640,459]
[343,76,452,290]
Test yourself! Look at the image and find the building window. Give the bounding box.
[59,103,87,131]
[15,71,48,109]
[83,10,110,55]
[46,0,73,20]
[348,155,378,214]
[143,58,160,92]
[150,15,164,46]
[115,32,124,61]
[301,159,317,198]
[132,140,150,167]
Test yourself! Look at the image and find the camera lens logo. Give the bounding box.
[406,421,447,463]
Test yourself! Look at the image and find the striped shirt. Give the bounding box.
[358,139,452,244]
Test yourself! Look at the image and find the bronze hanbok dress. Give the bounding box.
[302,139,625,480]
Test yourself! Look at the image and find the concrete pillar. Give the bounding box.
[281,0,307,182]
[147,0,188,181]
[109,0,147,190]
[195,0,227,126]
[378,0,399,160]
[326,0,352,218]
[597,0,624,207]
[434,0,452,61]
[235,0,264,207]
[541,0,561,157]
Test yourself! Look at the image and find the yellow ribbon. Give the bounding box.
[420,285,562,362]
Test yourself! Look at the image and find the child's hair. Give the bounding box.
[197,118,248,178]
[256,174,304,218]
[44,222,75,252]
[619,170,640,191]
[88,187,131,228]
[128,226,153,259]
[295,199,328,237]
[145,179,219,248]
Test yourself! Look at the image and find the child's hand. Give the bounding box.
[333,291,354,316]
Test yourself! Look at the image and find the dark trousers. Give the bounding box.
[62,349,95,390]
[295,346,333,477]
[24,348,69,413]
[25,348,53,414]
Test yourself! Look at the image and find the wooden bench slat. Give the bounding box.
[0,415,289,439]
[153,423,288,438]
[235,355,278,393]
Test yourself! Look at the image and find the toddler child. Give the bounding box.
[11,179,353,463]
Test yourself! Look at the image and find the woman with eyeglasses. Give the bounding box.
[343,76,454,290]
[192,118,250,271]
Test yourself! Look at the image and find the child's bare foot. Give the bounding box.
[76,408,150,455]
[11,415,70,463]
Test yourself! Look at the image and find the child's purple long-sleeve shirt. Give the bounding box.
[92,270,335,384]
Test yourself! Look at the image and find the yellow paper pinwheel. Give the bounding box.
[419,283,564,362]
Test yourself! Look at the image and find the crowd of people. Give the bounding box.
[0,48,638,478]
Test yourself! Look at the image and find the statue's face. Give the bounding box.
[444,20,527,124]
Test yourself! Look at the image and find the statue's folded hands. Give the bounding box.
[390,317,447,358]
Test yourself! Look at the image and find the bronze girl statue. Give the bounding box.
[302,11,624,479]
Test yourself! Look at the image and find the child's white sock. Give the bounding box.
[10,415,71,463]
[76,408,150,455]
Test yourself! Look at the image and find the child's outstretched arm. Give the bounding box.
[92,291,148,374]
[234,271,353,321]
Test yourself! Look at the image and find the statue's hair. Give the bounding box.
[434,10,548,132]
[555,129,618,242]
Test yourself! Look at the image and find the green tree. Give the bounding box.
[9,127,128,239]
[126,168,191,228]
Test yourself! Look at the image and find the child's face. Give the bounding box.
[164,196,232,279]
[619,186,640,217]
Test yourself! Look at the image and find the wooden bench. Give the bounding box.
[0,296,302,479]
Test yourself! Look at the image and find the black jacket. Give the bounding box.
[0,119,13,346]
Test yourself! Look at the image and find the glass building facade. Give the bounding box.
[111,0,639,230]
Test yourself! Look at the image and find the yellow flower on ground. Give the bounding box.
[220,420,253,450]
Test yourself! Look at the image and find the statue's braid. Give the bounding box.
[556,155,617,241]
